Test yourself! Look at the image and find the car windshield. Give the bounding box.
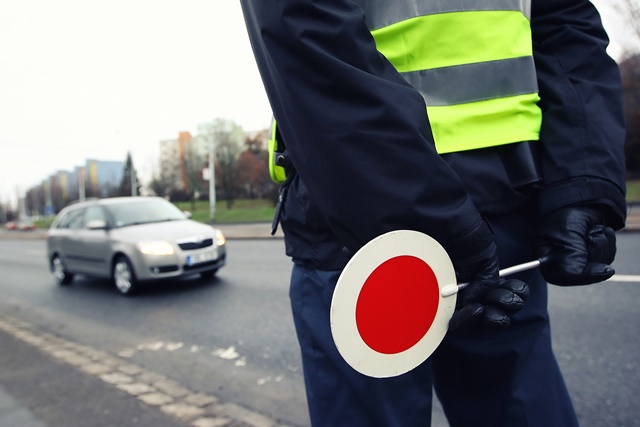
[104,199,186,227]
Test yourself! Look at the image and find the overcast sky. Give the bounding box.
[0,1,272,207]
[0,0,636,209]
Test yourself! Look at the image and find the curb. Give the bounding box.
[0,223,285,241]
[1,212,639,242]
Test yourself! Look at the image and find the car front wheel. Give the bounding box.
[113,256,138,295]
[52,255,74,285]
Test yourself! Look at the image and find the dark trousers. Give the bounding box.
[289,206,579,427]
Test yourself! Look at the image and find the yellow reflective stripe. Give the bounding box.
[372,11,533,72]
[428,93,542,154]
[268,121,287,183]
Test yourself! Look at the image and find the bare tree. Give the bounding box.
[609,0,640,178]
[237,134,278,201]
[183,149,207,211]
[148,169,173,198]
[201,118,244,210]
[613,0,640,57]
[619,55,640,178]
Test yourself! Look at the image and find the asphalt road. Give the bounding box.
[1,235,639,427]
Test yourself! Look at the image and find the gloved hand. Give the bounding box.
[445,222,529,332]
[534,205,616,286]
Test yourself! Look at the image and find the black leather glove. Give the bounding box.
[534,205,616,286]
[444,221,529,332]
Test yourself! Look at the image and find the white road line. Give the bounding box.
[0,314,288,427]
[608,274,640,283]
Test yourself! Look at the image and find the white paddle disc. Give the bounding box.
[330,230,458,378]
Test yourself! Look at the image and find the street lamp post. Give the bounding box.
[208,134,216,223]
[45,179,54,217]
[79,168,85,201]
[131,168,137,197]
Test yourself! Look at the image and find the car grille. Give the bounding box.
[150,265,179,274]
[183,260,218,271]
[178,238,213,251]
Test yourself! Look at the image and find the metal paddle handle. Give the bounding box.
[442,258,545,297]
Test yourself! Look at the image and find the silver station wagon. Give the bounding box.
[46,196,227,295]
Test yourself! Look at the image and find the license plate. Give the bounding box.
[186,249,218,266]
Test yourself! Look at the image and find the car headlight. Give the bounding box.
[138,241,175,255]
[215,229,226,246]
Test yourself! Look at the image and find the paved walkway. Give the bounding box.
[1,203,639,241]
[0,316,282,427]
[626,203,640,230]
[0,222,285,241]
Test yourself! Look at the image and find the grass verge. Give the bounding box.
[32,183,640,230]
[174,199,276,224]
[626,180,640,203]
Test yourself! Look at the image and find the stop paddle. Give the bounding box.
[330,230,540,378]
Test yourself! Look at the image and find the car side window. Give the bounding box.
[66,209,85,230]
[55,209,83,229]
[83,206,107,228]
[54,212,70,229]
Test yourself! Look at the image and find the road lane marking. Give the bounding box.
[0,313,292,427]
[608,274,640,283]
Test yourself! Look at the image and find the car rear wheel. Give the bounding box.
[52,255,74,285]
[113,256,138,295]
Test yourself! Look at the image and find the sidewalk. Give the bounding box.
[0,333,187,427]
[626,203,640,230]
[214,205,640,235]
[0,316,272,427]
[0,222,284,241]
[2,204,639,242]
[215,222,284,239]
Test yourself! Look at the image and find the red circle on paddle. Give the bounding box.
[355,255,440,354]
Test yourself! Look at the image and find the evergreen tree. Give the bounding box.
[118,152,142,197]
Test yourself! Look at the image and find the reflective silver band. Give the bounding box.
[402,56,538,106]
[357,0,531,30]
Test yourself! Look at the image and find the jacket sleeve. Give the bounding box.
[240,0,487,254]
[531,0,627,229]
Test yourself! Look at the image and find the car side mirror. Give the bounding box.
[87,219,108,230]
[183,211,192,219]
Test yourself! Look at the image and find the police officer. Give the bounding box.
[240,0,626,426]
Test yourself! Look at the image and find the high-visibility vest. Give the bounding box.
[363,0,542,153]
[268,119,288,183]
[268,0,542,183]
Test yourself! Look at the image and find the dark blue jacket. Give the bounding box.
[241,0,626,270]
